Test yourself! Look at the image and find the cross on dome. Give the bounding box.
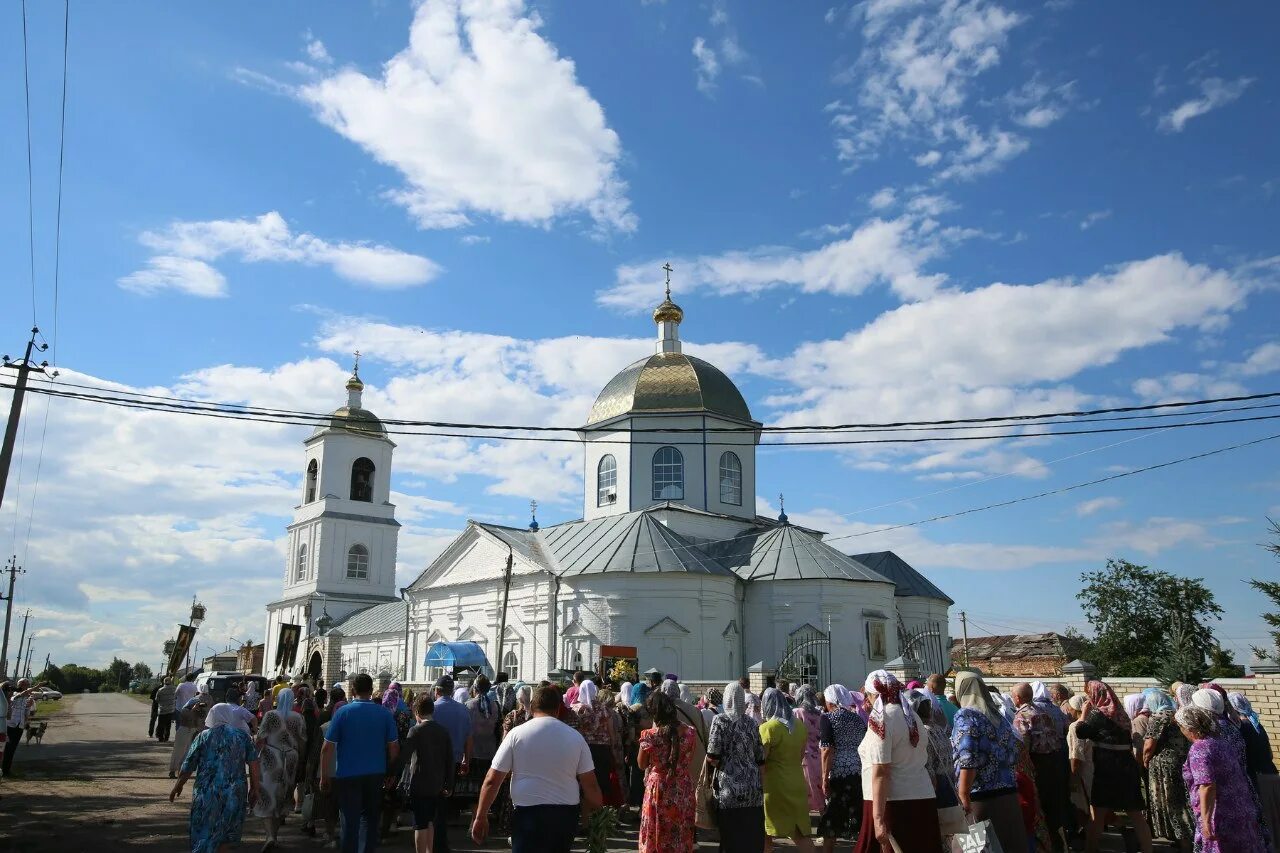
[653,262,684,353]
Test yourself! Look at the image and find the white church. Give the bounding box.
[264,288,952,689]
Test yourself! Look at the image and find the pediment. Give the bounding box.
[562,619,599,641]
[722,619,739,638]
[788,621,828,638]
[503,625,524,641]
[644,616,690,636]
[458,626,487,643]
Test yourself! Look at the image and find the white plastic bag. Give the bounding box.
[950,819,1005,853]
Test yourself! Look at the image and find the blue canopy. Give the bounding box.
[424,641,491,669]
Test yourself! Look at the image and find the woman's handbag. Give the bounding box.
[694,759,718,829]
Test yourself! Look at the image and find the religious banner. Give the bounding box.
[598,644,638,684]
[168,625,195,677]
[275,623,302,673]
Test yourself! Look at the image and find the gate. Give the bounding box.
[776,624,831,688]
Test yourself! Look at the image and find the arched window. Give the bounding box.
[719,451,742,505]
[305,459,318,503]
[346,544,369,579]
[652,446,684,501]
[502,650,519,683]
[350,457,375,502]
[295,544,308,582]
[597,454,617,506]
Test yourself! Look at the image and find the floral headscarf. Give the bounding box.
[795,684,820,714]
[1229,692,1263,734]
[864,669,918,747]
[382,681,402,711]
[1174,683,1195,709]
[661,679,681,701]
[1085,680,1131,732]
[723,681,747,719]
[762,687,795,731]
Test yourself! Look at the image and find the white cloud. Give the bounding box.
[692,37,720,95]
[118,256,228,298]
[1239,342,1280,376]
[932,120,1030,181]
[1079,209,1111,230]
[294,0,635,233]
[1159,76,1253,133]
[1075,496,1121,517]
[120,212,440,296]
[1130,339,1280,402]
[1004,76,1079,129]
[869,187,898,209]
[304,33,332,65]
[600,214,963,309]
[830,0,1026,172]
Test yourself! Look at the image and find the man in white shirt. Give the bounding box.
[174,672,199,708]
[470,684,602,853]
[3,679,37,776]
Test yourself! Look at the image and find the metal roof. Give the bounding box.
[540,510,737,577]
[715,525,895,583]
[310,406,388,438]
[474,522,557,572]
[330,599,406,636]
[850,551,954,604]
[584,352,754,425]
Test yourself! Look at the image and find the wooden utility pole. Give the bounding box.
[1,328,52,512]
[0,557,24,678]
[959,610,970,668]
[14,609,31,678]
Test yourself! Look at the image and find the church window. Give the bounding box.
[502,650,519,682]
[295,544,308,582]
[305,459,318,503]
[346,544,369,580]
[719,451,742,505]
[350,457,375,502]
[570,649,583,671]
[597,455,617,506]
[651,446,684,501]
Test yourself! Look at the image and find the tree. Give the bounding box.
[1155,613,1205,686]
[39,662,64,689]
[1250,518,1280,663]
[105,657,131,690]
[1076,558,1223,677]
[1205,644,1245,678]
[130,661,153,682]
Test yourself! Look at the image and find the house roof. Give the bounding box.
[949,632,1084,661]
[330,600,407,636]
[850,551,954,604]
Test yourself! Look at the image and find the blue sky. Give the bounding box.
[1,0,1277,670]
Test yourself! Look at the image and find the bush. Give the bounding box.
[97,683,117,693]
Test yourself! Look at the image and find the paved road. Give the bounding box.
[0,694,1152,852]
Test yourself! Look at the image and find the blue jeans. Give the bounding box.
[511,804,580,853]
[335,774,384,853]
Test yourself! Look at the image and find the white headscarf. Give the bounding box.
[762,687,794,731]
[453,686,470,704]
[577,679,599,707]
[275,687,296,719]
[1031,682,1051,703]
[824,684,853,709]
[619,682,633,706]
[723,681,747,718]
[516,684,532,711]
[205,702,243,731]
[1191,688,1224,715]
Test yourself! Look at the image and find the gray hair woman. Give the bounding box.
[706,681,767,852]
[1176,705,1268,853]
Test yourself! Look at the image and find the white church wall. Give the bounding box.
[583,424,633,521]
[626,414,710,515]
[338,633,405,680]
[307,431,395,507]
[653,506,760,546]
[743,579,900,687]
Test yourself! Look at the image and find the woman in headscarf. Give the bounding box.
[951,670,1026,853]
[243,682,261,718]
[572,680,623,807]
[661,678,709,774]
[170,684,214,779]
[253,687,305,850]
[638,690,698,853]
[909,691,960,847]
[1076,680,1153,853]
[1229,692,1280,845]
[1176,705,1268,853]
[853,671,939,853]
[816,684,866,853]
[1173,682,1195,710]
[170,704,262,853]
[700,687,724,730]
[794,684,826,814]
[1063,694,1093,831]
[1123,692,1152,754]
[1194,688,1273,848]
[848,690,869,725]
[1140,688,1192,851]
[760,687,815,851]
[706,681,767,853]
[465,675,499,811]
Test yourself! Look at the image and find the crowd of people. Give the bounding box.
[161,665,1280,853]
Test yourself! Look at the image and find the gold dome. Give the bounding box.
[346,373,364,392]
[653,298,684,324]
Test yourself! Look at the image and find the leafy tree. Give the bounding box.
[57,663,106,693]
[105,657,132,689]
[1205,644,1245,678]
[1156,613,1205,686]
[1076,558,1223,677]
[38,662,64,688]
[130,661,153,682]
[1250,518,1280,663]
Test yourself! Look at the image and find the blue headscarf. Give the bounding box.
[1143,687,1175,715]
[1229,692,1263,734]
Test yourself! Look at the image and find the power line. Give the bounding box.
[8,380,1280,447]
[34,377,1280,435]
[20,0,37,327]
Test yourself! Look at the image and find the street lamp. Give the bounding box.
[189,596,206,628]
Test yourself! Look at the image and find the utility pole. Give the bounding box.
[0,557,24,678]
[24,644,34,679]
[1,327,53,512]
[14,609,31,678]
[959,610,970,668]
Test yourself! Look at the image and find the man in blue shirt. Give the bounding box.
[429,676,473,853]
[321,673,399,853]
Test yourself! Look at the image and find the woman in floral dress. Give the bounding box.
[707,681,767,852]
[253,687,304,850]
[171,704,262,853]
[794,685,826,814]
[1142,690,1192,851]
[638,690,697,853]
[1176,705,1267,853]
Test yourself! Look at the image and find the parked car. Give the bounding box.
[194,672,270,704]
[31,688,62,700]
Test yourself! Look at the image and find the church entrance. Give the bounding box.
[777,624,831,688]
[307,650,322,683]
